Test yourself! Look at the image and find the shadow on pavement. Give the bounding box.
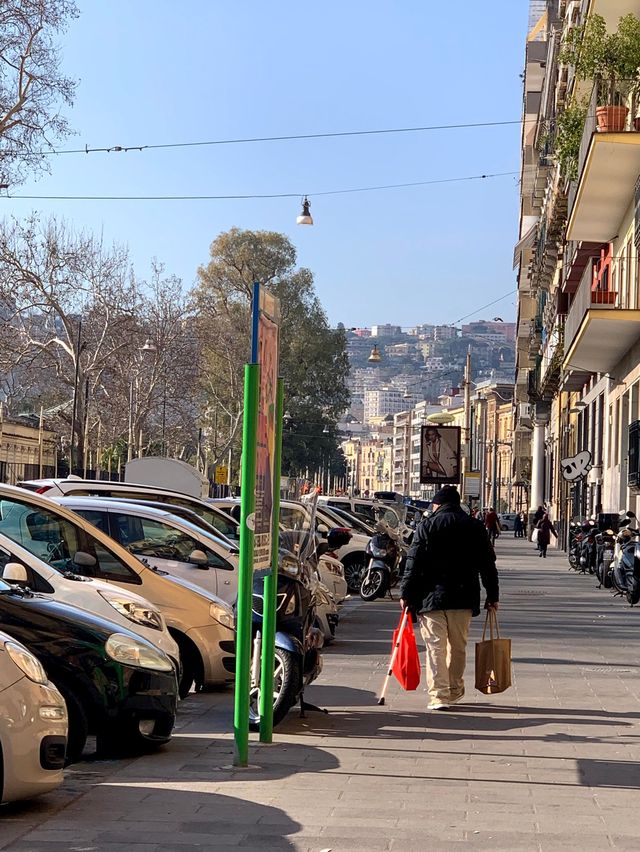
[578,758,640,788]
[8,788,302,850]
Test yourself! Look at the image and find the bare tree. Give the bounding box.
[0,0,78,185]
[0,215,138,469]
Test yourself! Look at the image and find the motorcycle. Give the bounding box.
[595,528,616,589]
[359,527,401,601]
[248,541,323,730]
[609,512,640,605]
[579,524,598,575]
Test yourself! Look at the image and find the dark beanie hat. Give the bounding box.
[432,485,461,506]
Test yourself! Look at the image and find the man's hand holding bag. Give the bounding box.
[475,608,512,695]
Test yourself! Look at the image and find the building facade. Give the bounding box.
[515,0,640,544]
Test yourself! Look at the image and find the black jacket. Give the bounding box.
[400,505,499,616]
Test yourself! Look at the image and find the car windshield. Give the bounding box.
[0,578,12,593]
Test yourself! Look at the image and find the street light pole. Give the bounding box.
[70,320,82,474]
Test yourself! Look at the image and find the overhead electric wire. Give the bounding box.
[0,118,524,158]
[5,170,518,202]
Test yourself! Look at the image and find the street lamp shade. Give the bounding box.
[283,410,292,425]
[426,411,455,425]
[141,338,157,352]
[296,196,313,225]
[493,317,504,322]
[322,425,330,434]
[368,344,382,363]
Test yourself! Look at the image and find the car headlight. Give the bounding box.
[98,590,165,631]
[40,705,67,721]
[105,634,174,672]
[5,641,48,684]
[209,601,235,629]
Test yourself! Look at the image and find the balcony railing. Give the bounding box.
[565,259,617,348]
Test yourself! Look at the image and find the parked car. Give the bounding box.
[0,630,67,802]
[0,484,235,697]
[53,497,240,606]
[0,577,177,762]
[0,532,179,666]
[498,513,518,531]
[213,497,370,594]
[19,478,240,544]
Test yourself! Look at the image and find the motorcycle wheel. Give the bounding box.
[360,569,385,601]
[248,647,299,732]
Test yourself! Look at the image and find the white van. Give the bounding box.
[0,484,234,697]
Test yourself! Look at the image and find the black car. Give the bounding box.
[0,578,178,762]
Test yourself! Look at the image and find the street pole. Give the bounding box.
[234,362,260,767]
[491,403,499,509]
[462,348,471,475]
[38,406,44,478]
[70,320,82,473]
[259,378,284,743]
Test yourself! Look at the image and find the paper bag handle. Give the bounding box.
[482,608,501,641]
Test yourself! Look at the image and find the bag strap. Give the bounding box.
[482,608,501,640]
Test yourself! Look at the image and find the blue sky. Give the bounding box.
[12,1,527,327]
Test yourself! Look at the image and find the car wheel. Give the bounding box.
[343,555,366,592]
[55,684,88,765]
[170,630,203,699]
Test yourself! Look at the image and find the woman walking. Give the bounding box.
[536,513,557,558]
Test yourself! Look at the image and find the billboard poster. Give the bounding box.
[420,425,461,485]
[253,289,280,568]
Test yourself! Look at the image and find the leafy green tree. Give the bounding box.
[192,228,350,480]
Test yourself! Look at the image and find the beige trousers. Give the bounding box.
[419,609,473,704]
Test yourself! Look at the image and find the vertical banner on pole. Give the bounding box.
[259,378,284,742]
[254,287,281,569]
[234,283,281,766]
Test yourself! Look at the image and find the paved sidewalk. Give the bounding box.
[3,539,640,850]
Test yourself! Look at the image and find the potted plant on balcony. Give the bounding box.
[554,99,588,179]
[561,13,640,132]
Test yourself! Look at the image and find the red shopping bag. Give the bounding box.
[391,611,421,691]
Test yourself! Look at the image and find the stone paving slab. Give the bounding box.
[4,540,640,850]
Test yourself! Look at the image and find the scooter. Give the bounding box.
[609,512,640,605]
[360,523,402,601]
[595,528,616,589]
[249,546,324,730]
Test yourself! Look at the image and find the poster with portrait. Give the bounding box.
[420,425,461,485]
[253,290,280,568]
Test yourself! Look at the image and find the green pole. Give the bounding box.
[259,378,284,742]
[233,362,260,767]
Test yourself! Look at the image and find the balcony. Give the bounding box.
[563,263,640,374]
[539,317,565,399]
[566,84,640,243]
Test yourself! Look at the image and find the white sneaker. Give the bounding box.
[427,701,450,711]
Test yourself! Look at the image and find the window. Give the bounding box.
[280,506,310,531]
[0,498,141,584]
[110,512,234,571]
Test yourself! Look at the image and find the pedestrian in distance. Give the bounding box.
[536,512,557,558]
[513,513,523,538]
[399,485,499,711]
[484,506,501,545]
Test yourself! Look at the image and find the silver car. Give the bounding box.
[0,630,67,803]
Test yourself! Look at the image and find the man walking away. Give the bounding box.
[484,507,501,545]
[400,486,499,711]
[535,512,557,558]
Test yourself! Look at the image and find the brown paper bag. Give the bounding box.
[475,609,512,695]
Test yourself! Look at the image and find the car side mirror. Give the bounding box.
[189,549,209,568]
[73,551,97,568]
[2,562,28,583]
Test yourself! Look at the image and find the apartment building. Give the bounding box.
[363,387,406,423]
[515,0,640,542]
